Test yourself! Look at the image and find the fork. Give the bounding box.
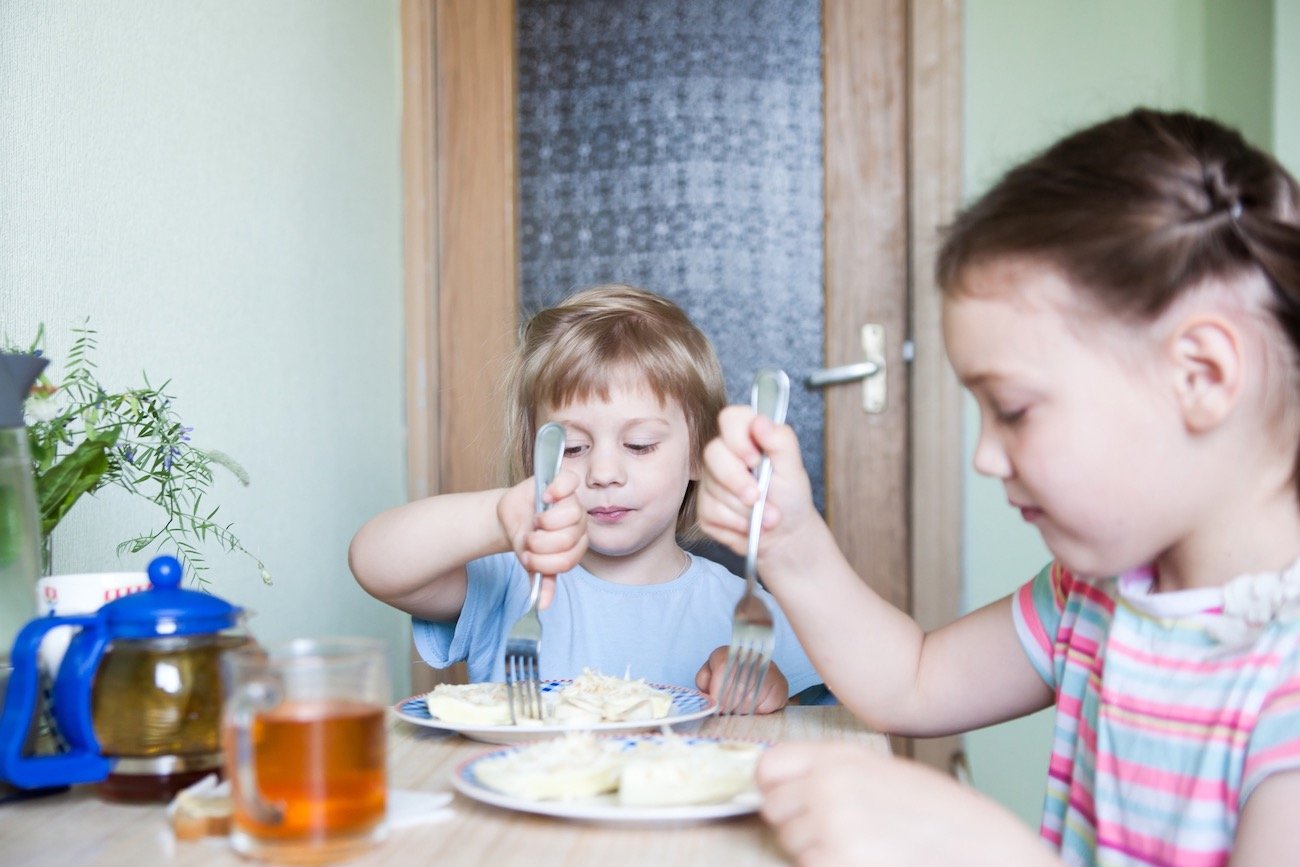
[504,421,567,724]
[716,367,791,716]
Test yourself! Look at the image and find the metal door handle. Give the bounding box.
[805,324,887,413]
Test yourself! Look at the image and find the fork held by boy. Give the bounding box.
[503,421,567,723]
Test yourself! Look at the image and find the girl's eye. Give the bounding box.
[625,442,658,455]
[994,406,1027,425]
[563,444,587,458]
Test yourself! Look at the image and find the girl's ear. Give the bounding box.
[1168,314,1243,433]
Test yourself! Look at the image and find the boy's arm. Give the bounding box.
[348,488,512,621]
[699,408,1052,736]
[348,470,587,622]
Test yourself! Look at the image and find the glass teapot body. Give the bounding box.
[0,555,247,800]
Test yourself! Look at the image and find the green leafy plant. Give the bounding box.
[12,323,270,588]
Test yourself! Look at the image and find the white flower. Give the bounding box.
[24,396,58,423]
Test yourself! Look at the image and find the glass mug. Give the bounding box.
[222,638,389,862]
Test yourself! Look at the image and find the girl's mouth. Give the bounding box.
[1018,506,1043,523]
[588,507,632,524]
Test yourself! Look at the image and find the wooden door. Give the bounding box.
[399,0,963,772]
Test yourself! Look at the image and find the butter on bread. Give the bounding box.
[168,774,233,840]
[472,732,623,800]
[426,682,514,726]
[618,737,762,806]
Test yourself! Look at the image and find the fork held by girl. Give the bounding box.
[700,108,1300,865]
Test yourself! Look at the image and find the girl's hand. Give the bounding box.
[695,645,788,714]
[496,469,587,608]
[698,405,819,575]
[758,743,1060,867]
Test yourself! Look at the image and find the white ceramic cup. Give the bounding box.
[34,571,152,675]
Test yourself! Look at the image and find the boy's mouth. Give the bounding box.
[588,506,632,524]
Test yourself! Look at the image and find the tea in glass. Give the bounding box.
[224,638,389,862]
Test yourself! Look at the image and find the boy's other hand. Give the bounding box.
[695,645,788,714]
[497,469,588,608]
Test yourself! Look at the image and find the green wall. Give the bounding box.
[962,0,1280,828]
[0,2,412,699]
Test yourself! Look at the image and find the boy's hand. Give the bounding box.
[496,469,587,608]
[698,405,819,577]
[758,743,1060,867]
[695,645,788,714]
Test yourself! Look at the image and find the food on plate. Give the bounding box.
[617,737,763,806]
[426,682,514,726]
[471,732,764,805]
[472,732,623,799]
[425,669,675,726]
[552,669,675,723]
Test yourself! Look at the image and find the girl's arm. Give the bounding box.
[1230,770,1300,866]
[699,407,1052,736]
[348,471,586,622]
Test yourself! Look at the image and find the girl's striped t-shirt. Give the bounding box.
[1013,561,1300,866]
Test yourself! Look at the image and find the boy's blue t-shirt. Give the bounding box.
[413,552,823,697]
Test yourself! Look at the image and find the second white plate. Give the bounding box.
[393,679,718,744]
[451,734,763,825]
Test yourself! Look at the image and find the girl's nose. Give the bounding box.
[585,444,626,487]
[971,424,1012,479]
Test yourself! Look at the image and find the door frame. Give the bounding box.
[399,0,964,770]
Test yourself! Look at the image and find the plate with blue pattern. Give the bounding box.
[450,734,763,824]
[393,679,718,744]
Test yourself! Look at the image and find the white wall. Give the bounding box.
[0,2,412,698]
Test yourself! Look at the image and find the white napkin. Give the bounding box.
[388,787,455,828]
[166,775,454,847]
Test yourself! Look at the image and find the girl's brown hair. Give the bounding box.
[938,109,1300,326]
[502,284,726,542]
[937,108,1300,487]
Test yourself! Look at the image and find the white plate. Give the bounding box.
[451,735,763,825]
[393,679,718,744]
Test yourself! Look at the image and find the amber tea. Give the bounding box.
[224,637,389,862]
[230,699,386,845]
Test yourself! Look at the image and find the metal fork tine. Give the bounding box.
[716,368,790,716]
[717,649,743,713]
[503,422,566,724]
[742,655,774,716]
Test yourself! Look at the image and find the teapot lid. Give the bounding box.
[101,555,241,638]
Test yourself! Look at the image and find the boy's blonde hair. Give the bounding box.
[503,284,726,542]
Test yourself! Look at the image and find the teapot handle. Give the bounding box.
[0,615,113,789]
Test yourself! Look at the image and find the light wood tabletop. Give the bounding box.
[0,705,888,866]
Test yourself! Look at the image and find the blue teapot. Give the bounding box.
[0,555,247,800]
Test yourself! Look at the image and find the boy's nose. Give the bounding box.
[585,446,626,487]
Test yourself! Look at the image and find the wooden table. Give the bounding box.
[0,706,888,866]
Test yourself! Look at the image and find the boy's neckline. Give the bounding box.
[580,548,693,587]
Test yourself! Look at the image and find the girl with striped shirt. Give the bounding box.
[699,108,1300,866]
